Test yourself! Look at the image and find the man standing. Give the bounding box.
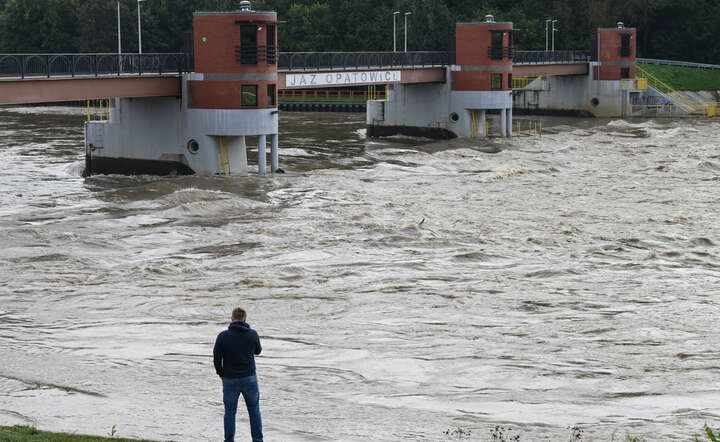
[213,307,263,442]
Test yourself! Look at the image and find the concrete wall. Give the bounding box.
[368,68,513,138]
[369,82,450,129]
[95,97,183,161]
[513,63,630,117]
[86,74,280,176]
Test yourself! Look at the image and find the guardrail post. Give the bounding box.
[20,55,25,79]
[94,55,98,77]
[138,54,143,75]
[46,55,50,78]
[72,55,76,77]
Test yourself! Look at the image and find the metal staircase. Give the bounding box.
[636,64,717,117]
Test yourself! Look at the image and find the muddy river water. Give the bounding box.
[0,108,719,441]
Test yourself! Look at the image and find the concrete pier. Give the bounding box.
[271,133,280,173]
[258,135,267,176]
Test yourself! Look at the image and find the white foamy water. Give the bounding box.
[0,109,719,441]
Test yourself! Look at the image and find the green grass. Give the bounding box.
[639,63,720,91]
[0,426,158,442]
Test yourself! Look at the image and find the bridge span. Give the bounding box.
[0,50,593,105]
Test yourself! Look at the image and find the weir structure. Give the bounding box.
[368,15,515,139]
[512,22,642,117]
[85,1,280,176]
[0,2,657,176]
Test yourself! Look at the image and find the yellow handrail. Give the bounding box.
[512,77,537,90]
[513,119,543,137]
[636,65,702,114]
[85,99,110,122]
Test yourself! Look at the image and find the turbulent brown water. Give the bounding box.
[1,108,719,442]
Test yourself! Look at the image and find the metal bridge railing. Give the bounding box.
[638,58,720,70]
[235,45,278,65]
[278,51,449,71]
[513,50,591,64]
[488,46,513,61]
[0,53,188,79]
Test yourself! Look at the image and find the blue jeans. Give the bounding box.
[222,376,263,442]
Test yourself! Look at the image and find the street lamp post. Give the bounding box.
[404,12,412,52]
[393,11,400,52]
[137,0,145,55]
[552,20,558,51]
[118,2,122,55]
[117,1,123,74]
[545,19,551,51]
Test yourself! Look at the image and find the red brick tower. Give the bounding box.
[453,16,513,93]
[188,0,280,175]
[451,15,514,137]
[596,22,637,80]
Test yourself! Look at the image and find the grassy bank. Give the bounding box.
[639,63,720,91]
[0,426,158,442]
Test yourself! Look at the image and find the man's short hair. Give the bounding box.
[231,307,247,322]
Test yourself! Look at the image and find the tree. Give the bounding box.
[0,0,79,52]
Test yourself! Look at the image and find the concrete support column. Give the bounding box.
[228,136,248,175]
[258,135,267,176]
[506,108,513,137]
[500,109,507,138]
[271,133,279,173]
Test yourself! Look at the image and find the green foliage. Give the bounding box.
[701,424,720,442]
[0,425,160,442]
[639,63,720,91]
[0,0,79,52]
[0,0,718,62]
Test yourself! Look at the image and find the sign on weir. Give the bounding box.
[286,70,401,88]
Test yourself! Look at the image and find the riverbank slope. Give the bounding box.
[0,426,160,442]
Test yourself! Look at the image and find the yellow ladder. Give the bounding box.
[217,136,231,175]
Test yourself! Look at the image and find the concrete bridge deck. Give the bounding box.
[0,50,592,105]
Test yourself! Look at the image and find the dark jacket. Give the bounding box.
[213,322,262,378]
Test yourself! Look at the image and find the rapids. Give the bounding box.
[1,108,719,441]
